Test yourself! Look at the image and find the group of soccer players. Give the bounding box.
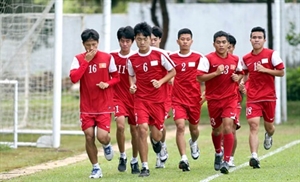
[69,21,285,178]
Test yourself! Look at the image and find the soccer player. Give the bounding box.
[127,22,176,177]
[197,31,243,174]
[150,25,169,169]
[110,26,140,174]
[242,26,284,169]
[170,28,206,172]
[69,29,119,178]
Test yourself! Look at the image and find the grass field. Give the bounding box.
[0,101,300,181]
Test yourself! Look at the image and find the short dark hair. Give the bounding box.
[81,29,99,43]
[251,26,266,39]
[228,34,237,46]
[177,28,193,39]
[133,22,152,37]
[117,26,134,42]
[213,31,229,42]
[152,26,163,38]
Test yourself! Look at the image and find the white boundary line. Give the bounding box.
[200,140,300,182]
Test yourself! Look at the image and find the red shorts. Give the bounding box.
[246,101,276,123]
[80,113,111,132]
[172,102,200,125]
[207,96,237,129]
[134,100,165,131]
[114,100,135,125]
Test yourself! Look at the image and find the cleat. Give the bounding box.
[138,167,150,177]
[264,132,273,150]
[89,168,103,178]
[220,161,230,174]
[155,156,165,168]
[131,162,140,174]
[228,157,235,167]
[249,157,260,169]
[214,152,223,171]
[150,135,162,153]
[178,160,190,172]
[159,145,168,163]
[103,144,114,161]
[118,158,127,172]
[189,139,200,160]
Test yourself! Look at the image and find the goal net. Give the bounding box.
[0,0,81,148]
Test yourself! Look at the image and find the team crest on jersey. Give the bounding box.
[99,63,106,68]
[261,58,268,64]
[150,60,158,66]
[230,64,236,70]
[188,62,196,67]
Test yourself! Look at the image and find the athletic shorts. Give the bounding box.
[114,100,135,125]
[207,96,237,129]
[172,102,200,125]
[80,113,111,132]
[246,101,276,123]
[134,100,165,131]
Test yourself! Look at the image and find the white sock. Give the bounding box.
[252,152,258,158]
[103,143,111,148]
[120,152,126,159]
[181,155,188,161]
[92,163,100,169]
[161,142,166,148]
[131,157,138,164]
[152,138,158,144]
[142,162,149,169]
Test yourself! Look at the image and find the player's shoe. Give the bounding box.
[155,156,164,168]
[150,135,162,153]
[189,138,200,160]
[249,157,260,169]
[138,167,150,177]
[264,132,273,150]
[103,144,114,161]
[131,162,140,174]
[118,157,127,172]
[178,160,190,172]
[220,161,230,174]
[214,152,223,171]
[228,156,235,167]
[159,145,168,162]
[89,168,103,178]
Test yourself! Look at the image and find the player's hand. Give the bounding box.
[85,49,97,62]
[129,84,137,94]
[231,73,239,82]
[200,92,206,105]
[239,83,247,94]
[96,82,109,89]
[151,79,162,89]
[256,64,267,73]
[216,65,224,75]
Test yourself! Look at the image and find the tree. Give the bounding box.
[150,0,169,49]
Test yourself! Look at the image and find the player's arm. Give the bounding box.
[257,51,285,77]
[69,56,89,83]
[196,56,223,82]
[151,55,176,88]
[127,59,137,94]
[96,56,120,89]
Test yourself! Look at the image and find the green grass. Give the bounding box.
[0,101,299,181]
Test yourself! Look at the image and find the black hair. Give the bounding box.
[152,26,163,38]
[228,34,237,46]
[117,26,135,42]
[213,31,229,42]
[81,29,99,43]
[250,26,266,39]
[177,28,193,39]
[133,22,152,37]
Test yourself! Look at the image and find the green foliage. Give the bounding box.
[286,67,300,101]
[286,22,300,47]
[0,144,11,151]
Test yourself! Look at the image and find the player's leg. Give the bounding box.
[188,105,201,161]
[220,117,234,174]
[115,115,127,172]
[129,123,140,174]
[262,101,276,150]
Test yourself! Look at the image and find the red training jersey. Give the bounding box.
[70,50,119,114]
[170,50,206,106]
[242,48,284,102]
[127,47,175,103]
[197,52,243,101]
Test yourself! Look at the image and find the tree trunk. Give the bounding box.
[267,0,273,49]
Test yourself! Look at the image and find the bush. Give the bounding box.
[286,67,300,101]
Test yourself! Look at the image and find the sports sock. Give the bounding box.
[92,163,100,169]
[152,138,158,144]
[252,152,258,159]
[142,162,149,169]
[131,157,138,164]
[181,155,188,161]
[223,133,234,162]
[120,152,126,159]
[211,132,223,153]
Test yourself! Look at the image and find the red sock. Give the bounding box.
[211,132,223,153]
[223,133,234,162]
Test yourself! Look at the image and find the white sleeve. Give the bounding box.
[197,56,210,73]
[161,54,175,71]
[127,59,135,76]
[271,51,283,66]
[109,56,117,73]
[236,59,243,72]
[70,57,79,70]
[241,59,248,70]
